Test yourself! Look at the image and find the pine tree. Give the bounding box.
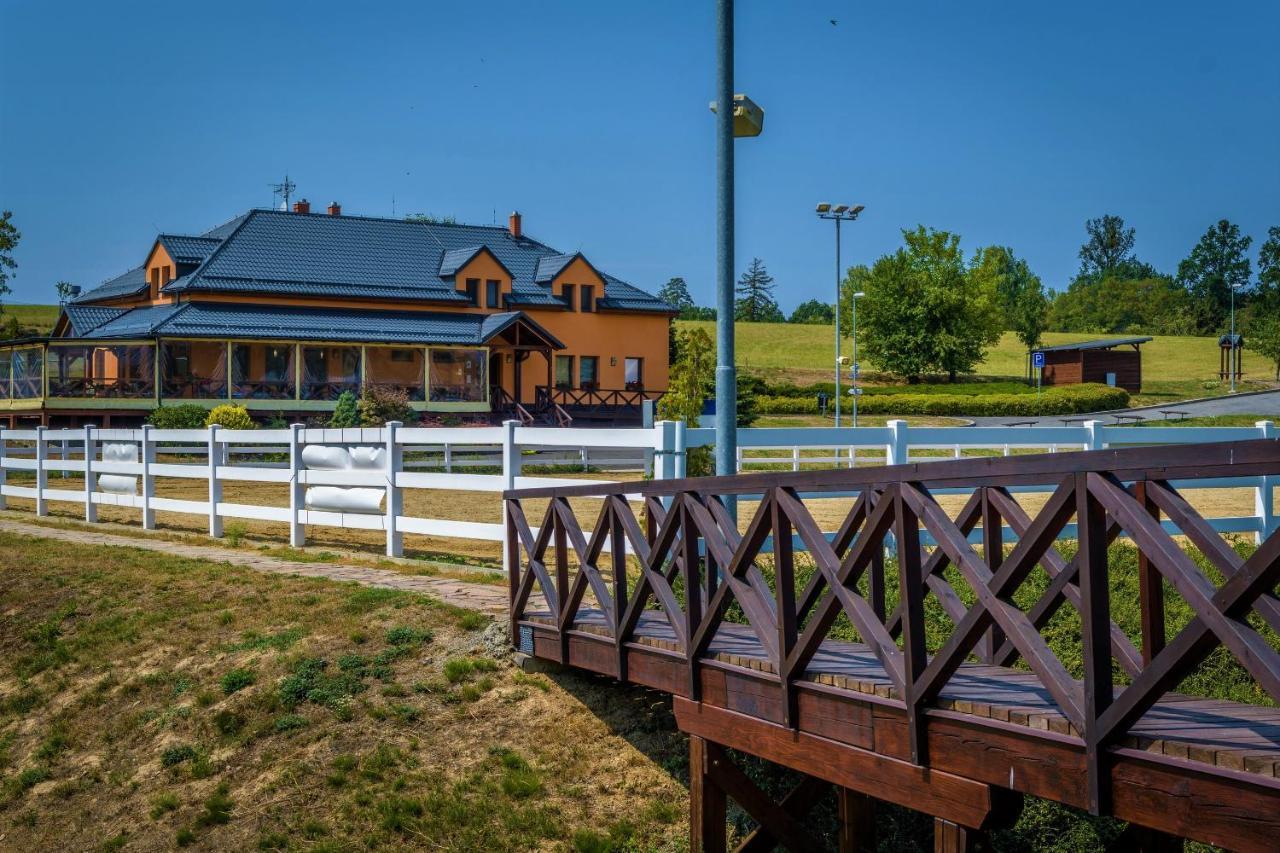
[329,390,360,428]
[657,277,695,313]
[734,258,782,322]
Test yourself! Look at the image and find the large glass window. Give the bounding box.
[624,357,643,390]
[554,355,574,390]
[46,344,154,398]
[365,347,425,401]
[429,348,487,402]
[0,349,11,398]
[301,345,361,401]
[160,340,227,399]
[12,347,43,398]
[579,356,599,391]
[231,342,296,399]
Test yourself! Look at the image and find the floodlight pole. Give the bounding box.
[1230,284,1238,394]
[834,215,843,427]
[714,0,736,480]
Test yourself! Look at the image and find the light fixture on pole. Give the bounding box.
[1230,281,1245,393]
[850,290,865,427]
[816,202,865,427]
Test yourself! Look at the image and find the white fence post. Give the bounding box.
[34,425,48,516]
[60,434,70,479]
[887,419,909,466]
[642,399,657,477]
[792,446,801,472]
[385,421,403,557]
[83,424,97,522]
[501,419,521,582]
[674,421,687,479]
[140,424,156,529]
[1257,420,1276,543]
[1083,420,1103,451]
[0,429,8,511]
[443,443,453,474]
[207,425,223,537]
[288,423,305,547]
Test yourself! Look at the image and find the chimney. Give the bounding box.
[327,201,342,216]
[292,199,311,214]
[508,210,522,239]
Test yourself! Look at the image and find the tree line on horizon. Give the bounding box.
[659,215,1280,382]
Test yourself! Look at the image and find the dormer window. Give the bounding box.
[464,278,480,306]
[561,283,575,311]
[486,280,500,309]
[580,284,595,312]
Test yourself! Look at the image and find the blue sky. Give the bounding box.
[1,0,1277,309]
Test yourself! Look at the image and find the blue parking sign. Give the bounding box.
[1031,351,1045,369]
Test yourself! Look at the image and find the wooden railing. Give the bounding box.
[490,386,534,426]
[505,439,1280,817]
[535,385,663,422]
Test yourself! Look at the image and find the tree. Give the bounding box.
[971,246,1048,356]
[1048,274,1191,335]
[1248,316,1280,381]
[404,212,457,225]
[55,281,77,303]
[734,258,783,322]
[329,391,360,428]
[0,211,18,312]
[1177,219,1252,334]
[657,277,695,313]
[789,299,834,325]
[1078,214,1136,280]
[1245,227,1280,380]
[842,227,1002,382]
[658,327,714,475]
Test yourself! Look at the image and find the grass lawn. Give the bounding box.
[0,532,688,851]
[1,304,59,334]
[678,320,1278,404]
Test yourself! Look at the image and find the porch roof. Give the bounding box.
[61,302,566,349]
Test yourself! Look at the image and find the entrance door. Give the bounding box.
[489,353,504,399]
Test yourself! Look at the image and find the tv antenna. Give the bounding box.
[270,174,297,210]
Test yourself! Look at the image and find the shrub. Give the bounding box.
[359,386,415,426]
[220,668,256,695]
[206,404,254,430]
[754,383,1129,418]
[148,404,209,429]
[160,744,198,767]
[329,391,360,428]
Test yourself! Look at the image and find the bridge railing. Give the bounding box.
[504,438,1280,815]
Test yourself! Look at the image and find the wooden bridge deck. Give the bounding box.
[526,609,1280,777]
[506,440,1280,851]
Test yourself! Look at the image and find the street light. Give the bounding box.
[1230,281,1245,393]
[850,290,865,426]
[816,202,865,426]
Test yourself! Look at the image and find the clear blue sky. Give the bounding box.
[2,0,1277,309]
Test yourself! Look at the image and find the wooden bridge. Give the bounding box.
[505,440,1280,852]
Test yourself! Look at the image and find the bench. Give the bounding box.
[1113,413,1144,424]
[1160,409,1190,421]
[1003,420,1035,427]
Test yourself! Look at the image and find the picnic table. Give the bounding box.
[1160,409,1189,421]
[1003,420,1035,427]
[1113,413,1144,424]
[1060,417,1088,426]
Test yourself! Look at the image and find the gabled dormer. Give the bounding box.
[535,252,607,312]
[439,245,515,310]
[143,242,177,301]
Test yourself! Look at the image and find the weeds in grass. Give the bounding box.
[344,586,413,614]
[175,827,196,846]
[273,714,307,733]
[442,658,474,683]
[150,791,180,819]
[223,522,248,547]
[278,658,365,718]
[512,671,550,692]
[213,710,245,735]
[160,744,197,768]
[4,766,51,799]
[231,627,305,652]
[456,612,489,631]
[34,724,70,760]
[385,625,433,646]
[196,782,233,826]
[220,667,256,695]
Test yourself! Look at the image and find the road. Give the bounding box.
[966,388,1280,427]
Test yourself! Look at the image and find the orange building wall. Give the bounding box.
[143,244,176,300]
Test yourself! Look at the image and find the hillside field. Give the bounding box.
[677,320,1278,405]
[1,304,60,334]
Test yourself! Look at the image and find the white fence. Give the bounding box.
[0,419,1275,554]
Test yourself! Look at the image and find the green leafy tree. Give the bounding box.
[1247,316,1280,381]
[843,227,1002,383]
[1048,275,1192,335]
[1177,219,1252,334]
[971,246,1048,361]
[0,210,18,313]
[358,386,415,426]
[1078,214,1136,280]
[789,299,834,325]
[404,212,458,225]
[206,405,254,430]
[734,258,783,322]
[329,391,360,428]
[1245,227,1280,379]
[658,327,714,475]
[55,281,78,303]
[657,277,695,313]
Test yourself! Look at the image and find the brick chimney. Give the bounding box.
[327,201,341,216]
[508,210,522,239]
[292,199,311,214]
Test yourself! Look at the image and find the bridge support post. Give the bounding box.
[689,735,726,853]
[837,787,877,852]
[934,817,985,852]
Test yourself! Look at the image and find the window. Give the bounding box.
[231,342,296,400]
[389,349,415,363]
[560,283,575,311]
[301,345,360,400]
[579,356,599,391]
[624,357,643,390]
[162,265,172,284]
[580,284,595,312]
[486,279,501,309]
[428,348,487,402]
[554,355,574,390]
[150,268,161,290]
[463,278,480,305]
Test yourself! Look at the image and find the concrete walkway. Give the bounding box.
[0,518,510,614]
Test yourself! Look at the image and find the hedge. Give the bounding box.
[756,383,1129,417]
[762,380,1036,399]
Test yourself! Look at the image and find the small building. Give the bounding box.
[1034,336,1151,393]
[0,204,675,427]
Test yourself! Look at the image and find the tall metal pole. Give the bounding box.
[714,0,737,479]
[1230,285,1237,394]
[834,217,842,427]
[852,293,859,427]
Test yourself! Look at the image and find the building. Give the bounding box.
[0,204,675,427]
[1035,336,1151,393]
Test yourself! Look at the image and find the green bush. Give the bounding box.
[754,383,1128,417]
[329,391,360,428]
[148,404,209,429]
[206,405,254,430]
[359,386,415,426]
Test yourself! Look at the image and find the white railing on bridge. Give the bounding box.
[0,419,1275,555]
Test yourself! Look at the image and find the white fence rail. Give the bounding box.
[0,419,1275,556]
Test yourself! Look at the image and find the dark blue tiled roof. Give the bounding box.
[157,234,221,264]
[71,265,148,303]
[71,208,673,313]
[75,302,565,348]
[62,305,126,336]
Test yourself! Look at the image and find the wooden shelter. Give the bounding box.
[1035,336,1150,393]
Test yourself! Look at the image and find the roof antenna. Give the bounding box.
[392,193,396,218]
[270,174,297,210]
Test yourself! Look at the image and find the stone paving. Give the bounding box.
[0,519,511,614]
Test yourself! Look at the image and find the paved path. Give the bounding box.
[0,519,510,614]
[967,388,1280,427]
